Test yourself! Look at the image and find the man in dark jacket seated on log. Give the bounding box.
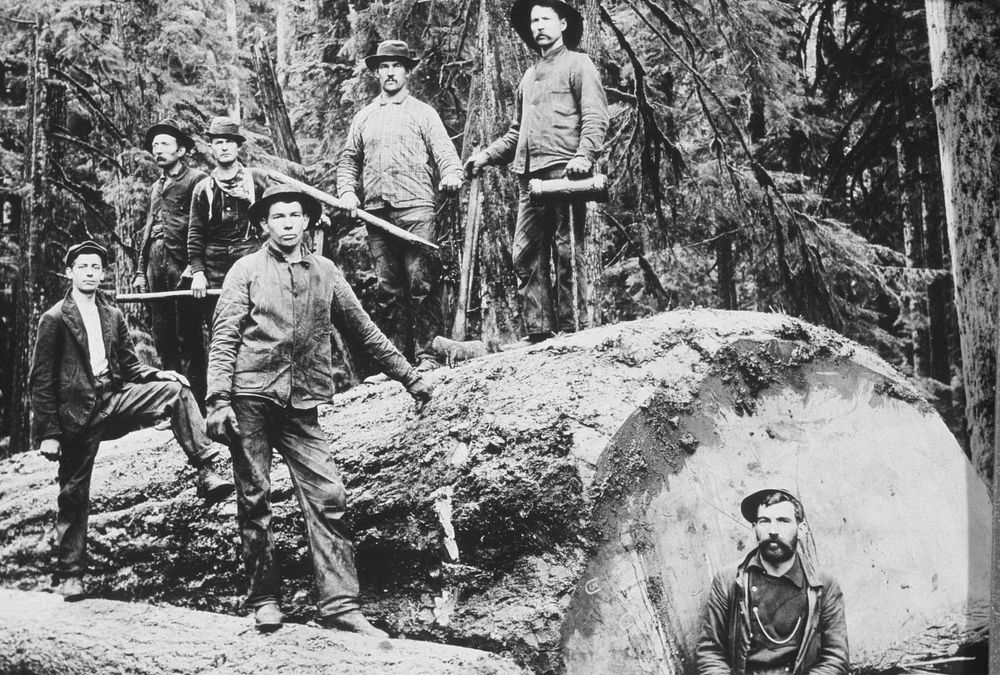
[696,489,849,675]
[205,185,433,635]
[29,240,232,602]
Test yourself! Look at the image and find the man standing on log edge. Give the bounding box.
[465,0,608,344]
[337,40,464,368]
[696,489,849,675]
[187,116,271,333]
[131,119,209,409]
[206,185,433,634]
[29,241,232,601]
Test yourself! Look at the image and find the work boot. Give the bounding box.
[254,602,283,632]
[58,576,87,602]
[320,610,389,639]
[196,464,235,506]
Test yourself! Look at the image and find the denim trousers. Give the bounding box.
[230,397,359,617]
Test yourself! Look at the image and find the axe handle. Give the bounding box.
[114,289,222,303]
[264,169,439,250]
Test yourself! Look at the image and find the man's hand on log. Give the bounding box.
[439,173,463,194]
[338,192,360,219]
[190,271,208,299]
[39,438,61,462]
[156,370,191,388]
[464,152,488,180]
[406,376,434,413]
[564,156,592,178]
[206,403,240,444]
[131,274,148,293]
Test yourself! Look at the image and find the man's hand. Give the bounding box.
[439,174,463,194]
[406,375,434,413]
[190,271,208,299]
[39,438,61,462]
[564,156,592,178]
[156,369,191,388]
[338,192,361,219]
[464,152,488,180]
[131,274,148,293]
[206,403,240,444]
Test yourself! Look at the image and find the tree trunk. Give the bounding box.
[0,311,987,673]
[250,35,302,163]
[924,0,1000,480]
[224,0,242,121]
[274,0,292,88]
[896,110,927,376]
[920,143,951,386]
[0,589,525,675]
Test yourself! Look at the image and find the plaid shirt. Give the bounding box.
[337,92,462,209]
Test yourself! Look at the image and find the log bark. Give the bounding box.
[924,0,1000,480]
[0,310,989,673]
[0,589,525,675]
[251,35,301,164]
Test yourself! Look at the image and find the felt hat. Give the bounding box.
[64,240,109,268]
[509,0,584,52]
[364,40,420,71]
[248,185,322,226]
[740,488,804,523]
[143,119,196,152]
[205,116,247,144]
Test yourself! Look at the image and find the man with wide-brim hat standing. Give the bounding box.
[336,39,464,369]
[465,0,608,345]
[132,119,213,411]
[206,185,433,634]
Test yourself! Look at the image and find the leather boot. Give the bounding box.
[58,576,87,602]
[254,602,283,632]
[320,610,389,639]
[196,464,235,506]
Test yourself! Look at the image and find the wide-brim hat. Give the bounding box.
[248,185,322,226]
[509,0,584,52]
[364,40,420,71]
[205,116,247,144]
[64,240,109,268]
[740,488,804,523]
[144,119,196,152]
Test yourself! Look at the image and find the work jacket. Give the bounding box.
[29,290,158,441]
[207,244,417,408]
[483,44,609,175]
[136,163,207,273]
[696,548,849,675]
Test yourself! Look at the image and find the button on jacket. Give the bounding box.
[483,45,608,174]
[136,164,207,273]
[207,244,418,408]
[337,93,463,209]
[696,548,849,675]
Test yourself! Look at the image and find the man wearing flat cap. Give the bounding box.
[187,116,272,339]
[337,39,464,368]
[207,185,433,634]
[696,489,849,675]
[132,119,212,411]
[29,240,227,601]
[466,0,608,344]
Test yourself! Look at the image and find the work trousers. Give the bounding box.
[55,379,215,580]
[365,205,442,361]
[514,165,587,334]
[146,240,207,408]
[230,397,359,618]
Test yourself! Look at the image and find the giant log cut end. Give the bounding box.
[0,310,989,673]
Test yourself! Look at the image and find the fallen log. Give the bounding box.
[0,588,525,674]
[0,310,989,673]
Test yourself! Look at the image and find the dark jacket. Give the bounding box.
[29,290,158,441]
[136,163,207,274]
[696,548,849,675]
[483,44,608,175]
[207,244,418,408]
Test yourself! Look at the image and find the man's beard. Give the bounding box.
[759,538,796,564]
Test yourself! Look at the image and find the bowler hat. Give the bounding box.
[364,40,420,71]
[143,119,196,152]
[248,185,322,226]
[740,488,804,523]
[205,116,247,144]
[64,240,109,268]
[509,0,584,52]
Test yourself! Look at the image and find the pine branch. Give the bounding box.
[51,128,124,171]
[48,66,127,144]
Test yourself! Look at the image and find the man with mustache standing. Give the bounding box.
[696,489,849,675]
[465,0,608,344]
[337,40,463,368]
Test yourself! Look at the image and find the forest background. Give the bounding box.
[0,0,997,489]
